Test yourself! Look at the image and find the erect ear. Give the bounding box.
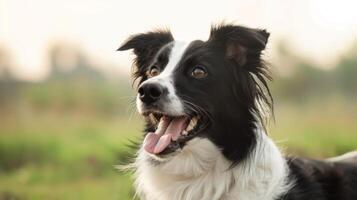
[118,30,174,72]
[208,24,269,66]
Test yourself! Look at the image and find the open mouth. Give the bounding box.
[143,112,201,156]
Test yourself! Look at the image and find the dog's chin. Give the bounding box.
[140,110,204,162]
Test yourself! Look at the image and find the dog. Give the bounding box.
[118,24,357,200]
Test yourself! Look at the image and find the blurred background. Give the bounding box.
[1,0,357,199]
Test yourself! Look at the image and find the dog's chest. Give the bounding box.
[134,137,291,200]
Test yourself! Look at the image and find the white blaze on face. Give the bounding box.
[137,41,191,116]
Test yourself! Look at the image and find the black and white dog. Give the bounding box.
[118,24,357,200]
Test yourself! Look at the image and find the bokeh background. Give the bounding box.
[1,0,357,199]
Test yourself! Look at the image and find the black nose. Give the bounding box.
[138,83,164,105]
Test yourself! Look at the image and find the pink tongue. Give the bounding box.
[143,116,188,154]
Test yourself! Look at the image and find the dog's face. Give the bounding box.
[118,24,271,163]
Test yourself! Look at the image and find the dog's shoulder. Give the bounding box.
[281,156,357,200]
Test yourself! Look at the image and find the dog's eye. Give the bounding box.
[148,66,160,77]
[191,66,207,79]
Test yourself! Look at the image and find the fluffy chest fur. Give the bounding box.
[134,129,292,200]
[118,24,357,200]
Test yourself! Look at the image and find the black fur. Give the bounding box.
[118,29,174,84]
[119,24,272,164]
[280,157,357,200]
[118,24,357,199]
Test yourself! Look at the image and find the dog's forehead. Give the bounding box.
[157,41,190,75]
[158,40,204,74]
[169,41,191,64]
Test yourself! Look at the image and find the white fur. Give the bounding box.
[133,127,293,200]
[327,151,357,163]
[133,40,292,200]
[137,41,191,116]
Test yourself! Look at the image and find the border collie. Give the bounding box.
[118,24,357,200]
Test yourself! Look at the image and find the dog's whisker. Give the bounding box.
[117,24,357,200]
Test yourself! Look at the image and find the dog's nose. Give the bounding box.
[138,83,164,105]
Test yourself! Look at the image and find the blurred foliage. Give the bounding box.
[271,41,357,102]
[0,114,140,200]
[0,42,356,199]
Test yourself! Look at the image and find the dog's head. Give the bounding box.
[118,24,272,164]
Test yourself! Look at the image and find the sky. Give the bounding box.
[1,0,357,81]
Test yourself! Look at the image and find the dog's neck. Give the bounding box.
[134,126,292,200]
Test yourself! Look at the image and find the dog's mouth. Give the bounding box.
[143,112,201,156]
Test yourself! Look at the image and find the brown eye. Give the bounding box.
[191,66,207,79]
[149,66,160,77]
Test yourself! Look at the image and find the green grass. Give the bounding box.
[0,112,142,200]
[271,101,357,158]
[0,167,134,200]
[0,101,356,200]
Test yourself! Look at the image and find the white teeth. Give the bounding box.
[185,117,198,132]
[181,116,198,137]
[148,113,158,125]
[155,116,170,136]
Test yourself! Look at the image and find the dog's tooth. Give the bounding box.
[191,117,197,127]
[185,118,194,132]
[159,116,165,122]
[182,130,188,135]
[155,116,170,136]
[149,113,158,125]
[185,124,192,131]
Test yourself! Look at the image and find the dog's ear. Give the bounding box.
[118,30,174,81]
[209,24,273,125]
[208,24,269,67]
